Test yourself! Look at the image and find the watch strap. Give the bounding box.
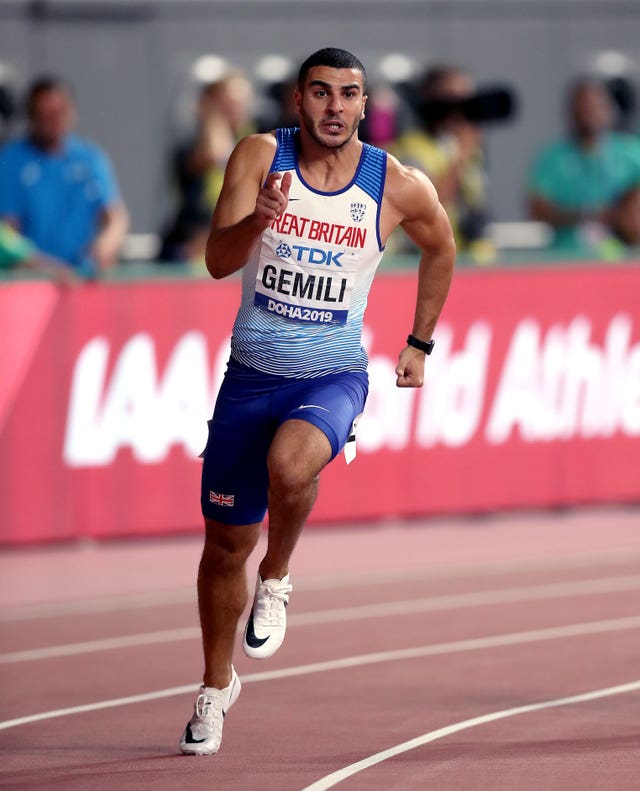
[407,334,435,355]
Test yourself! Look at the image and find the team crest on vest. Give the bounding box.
[350,202,366,222]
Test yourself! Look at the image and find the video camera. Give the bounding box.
[419,85,517,126]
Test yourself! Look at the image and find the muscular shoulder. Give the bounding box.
[383,152,440,224]
[228,132,278,182]
[233,131,277,156]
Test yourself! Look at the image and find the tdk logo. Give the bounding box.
[276,242,292,258]
[276,243,344,267]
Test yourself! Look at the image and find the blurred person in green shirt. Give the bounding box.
[527,77,640,256]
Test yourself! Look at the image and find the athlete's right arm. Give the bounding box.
[205,134,291,279]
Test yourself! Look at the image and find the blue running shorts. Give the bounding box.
[200,358,368,525]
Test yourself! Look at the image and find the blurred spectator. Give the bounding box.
[360,83,407,149]
[159,69,255,263]
[0,76,129,278]
[257,74,298,132]
[393,65,496,261]
[0,220,78,283]
[527,77,640,254]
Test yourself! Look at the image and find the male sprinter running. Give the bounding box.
[179,47,456,755]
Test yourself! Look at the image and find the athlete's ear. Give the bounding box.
[361,94,368,119]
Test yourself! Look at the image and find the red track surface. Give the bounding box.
[1,507,640,790]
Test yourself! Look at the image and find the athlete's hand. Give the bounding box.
[395,346,426,388]
[254,171,292,227]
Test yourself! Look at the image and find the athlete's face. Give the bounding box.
[296,66,367,150]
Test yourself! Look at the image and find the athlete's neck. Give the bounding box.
[297,133,363,193]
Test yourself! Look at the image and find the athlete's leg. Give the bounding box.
[198,518,262,688]
[258,419,332,581]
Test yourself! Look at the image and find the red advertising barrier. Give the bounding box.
[1,264,639,544]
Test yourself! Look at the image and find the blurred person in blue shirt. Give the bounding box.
[0,76,129,278]
[527,77,640,255]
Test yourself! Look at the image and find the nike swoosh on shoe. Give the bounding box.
[184,725,206,744]
[245,608,269,648]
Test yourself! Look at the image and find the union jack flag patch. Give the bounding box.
[209,491,235,507]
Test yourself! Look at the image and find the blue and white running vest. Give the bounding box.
[230,127,387,378]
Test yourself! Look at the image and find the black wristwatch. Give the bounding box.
[407,334,435,355]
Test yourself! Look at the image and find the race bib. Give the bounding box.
[254,234,359,325]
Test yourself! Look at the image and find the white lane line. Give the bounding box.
[0,589,196,623]
[290,575,640,626]
[0,627,200,664]
[4,547,640,622]
[301,680,640,790]
[3,575,640,664]
[1,614,640,731]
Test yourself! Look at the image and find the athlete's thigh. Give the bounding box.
[267,418,333,486]
[274,370,368,460]
[200,372,275,526]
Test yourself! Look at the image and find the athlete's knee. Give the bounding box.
[267,426,330,495]
[267,449,320,496]
[200,519,260,574]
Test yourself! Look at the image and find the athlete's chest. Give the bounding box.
[270,177,377,254]
[253,179,380,326]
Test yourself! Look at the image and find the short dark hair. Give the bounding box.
[297,48,367,92]
[25,75,72,113]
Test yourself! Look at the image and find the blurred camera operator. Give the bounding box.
[527,76,640,255]
[393,65,495,261]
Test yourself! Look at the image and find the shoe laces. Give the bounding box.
[256,579,293,625]
[194,689,224,732]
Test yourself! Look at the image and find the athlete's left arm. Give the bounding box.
[385,162,456,388]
